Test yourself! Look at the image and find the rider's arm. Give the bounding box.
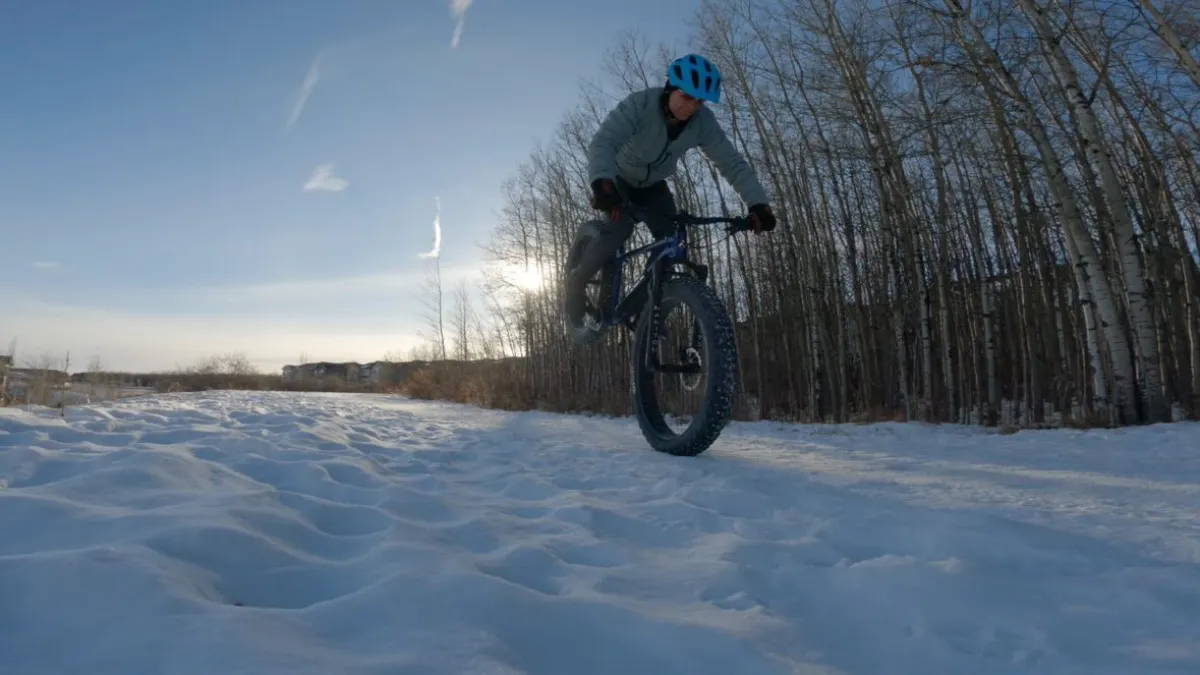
[695,112,771,208]
[586,90,645,184]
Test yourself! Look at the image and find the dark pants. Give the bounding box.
[566,177,679,321]
[611,176,679,240]
[578,177,677,270]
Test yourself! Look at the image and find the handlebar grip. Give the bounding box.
[726,218,754,234]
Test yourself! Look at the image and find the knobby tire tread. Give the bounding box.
[632,275,739,457]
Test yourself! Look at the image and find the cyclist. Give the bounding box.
[565,53,776,329]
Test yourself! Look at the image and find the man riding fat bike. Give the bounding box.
[564,52,777,328]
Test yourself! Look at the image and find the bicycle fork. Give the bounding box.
[641,261,665,374]
[640,260,706,377]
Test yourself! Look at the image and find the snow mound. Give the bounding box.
[1,391,1198,674]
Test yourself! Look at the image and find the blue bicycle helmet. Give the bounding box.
[667,53,722,103]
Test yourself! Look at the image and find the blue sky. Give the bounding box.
[2,0,702,373]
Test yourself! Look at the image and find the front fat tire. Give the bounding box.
[631,275,739,457]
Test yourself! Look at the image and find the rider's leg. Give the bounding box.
[565,178,678,324]
[565,208,636,323]
[613,179,679,323]
[623,179,678,239]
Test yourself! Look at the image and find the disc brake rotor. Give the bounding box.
[681,346,702,391]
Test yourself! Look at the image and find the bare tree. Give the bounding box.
[454,0,1199,426]
[416,257,447,360]
[449,281,477,361]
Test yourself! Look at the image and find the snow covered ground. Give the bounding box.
[1,391,1198,675]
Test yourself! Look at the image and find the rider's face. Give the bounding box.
[668,89,703,120]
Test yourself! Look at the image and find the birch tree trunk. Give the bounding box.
[940,0,1140,423]
[1134,0,1200,87]
[1019,0,1167,422]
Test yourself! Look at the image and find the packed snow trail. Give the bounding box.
[1,391,1198,675]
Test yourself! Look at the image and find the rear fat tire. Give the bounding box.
[631,275,739,457]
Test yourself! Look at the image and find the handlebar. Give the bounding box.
[672,211,755,233]
[618,203,756,234]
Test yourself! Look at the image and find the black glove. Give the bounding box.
[749,203,776,233]
[590,178,621,212]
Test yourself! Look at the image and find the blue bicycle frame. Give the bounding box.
[598,207,750,330]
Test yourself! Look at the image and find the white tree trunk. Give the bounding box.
[943,0,1139,423]
[1134,0,1200,87]
[1061,215,1112,420]
[1021,0,1166,422]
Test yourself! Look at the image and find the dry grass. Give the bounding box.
[5,343,1172,432]
[390,360,1145,431]
[2,350,76,411]
[398,360,534,411]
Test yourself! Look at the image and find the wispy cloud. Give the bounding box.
[450,0,474,49]
[420,197,442,258]
[303,163,348,192]
[30,261,60,270]
[285,50,324,130]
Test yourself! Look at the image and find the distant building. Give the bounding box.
[279,359,423,388]
[0,355,10,399]
[282,361,351,381]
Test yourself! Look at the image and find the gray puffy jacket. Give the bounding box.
[586,86,770,208]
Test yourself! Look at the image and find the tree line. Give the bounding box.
[428,0,1200,427]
